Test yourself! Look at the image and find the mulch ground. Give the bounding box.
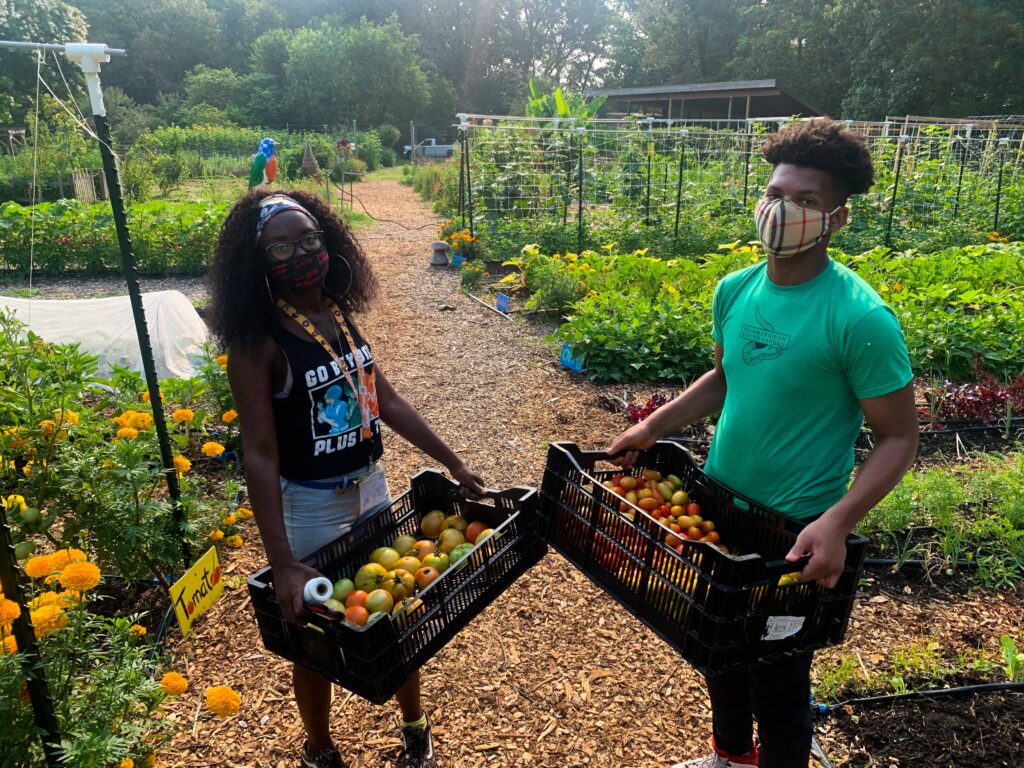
[13,181,1023,767]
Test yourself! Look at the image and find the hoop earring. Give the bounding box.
[264,273,276,305]
[328,253,354,296]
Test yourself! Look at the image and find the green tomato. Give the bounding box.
[449,542,474,564]
[14,540,35,559]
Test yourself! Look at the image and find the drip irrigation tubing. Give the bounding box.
[816,681,1024,712]
[862,557,979,570]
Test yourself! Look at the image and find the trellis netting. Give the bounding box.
[0,290,208,379]
[455,116,1024,254]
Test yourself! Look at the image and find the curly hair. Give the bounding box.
[761,119,875,200]
[206,187,378,350]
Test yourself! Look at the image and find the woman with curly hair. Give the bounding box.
[208,187,484,768]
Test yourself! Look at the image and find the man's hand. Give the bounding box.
[606,422,658,468]
[272,559,325,624]
[785,516,848,589]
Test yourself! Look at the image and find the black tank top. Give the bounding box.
[271,322,384,480]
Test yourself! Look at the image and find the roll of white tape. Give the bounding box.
[302,577,333,604]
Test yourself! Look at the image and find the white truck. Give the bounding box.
[403,138,454,159]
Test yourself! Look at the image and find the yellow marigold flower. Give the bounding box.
[1,635,16,655]
[143,755,157,768]
[27,592,61,611]
[129,624,147,638]
[31,604,67,638]
[0,597,21,627]
[988,231,1001,241]
[58,561,101,592]
[24,555,54,580]
[22,461,33,476]
[235,507,253,520]
[54,409,78,426]
[50,548,87,569]
[173,455,191,476]
[118,759,134,768]
[221,514,237,526]
[216,354,228,370]
[204,685,241,717]
[2,494,26,512]
[209,529,224,541]
[130,412,154,430]
[142,391,151,403]
[116,427,139,440]
[44,573,60,586]
[225,535,243,549]
[171,408,194,424]
[58,590,82,607]
[221,409,238,424]
[201,441,225,458]
[160,671,189,696]
[37,419,57,437]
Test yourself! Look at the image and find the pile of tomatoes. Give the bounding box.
[602,468,727,554]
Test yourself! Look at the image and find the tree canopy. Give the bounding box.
[0,0,1019,130]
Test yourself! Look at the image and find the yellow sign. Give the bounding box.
[169,546,224,637]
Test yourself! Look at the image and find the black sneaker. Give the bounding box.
[300,741,348,768]
[396,723,436,768]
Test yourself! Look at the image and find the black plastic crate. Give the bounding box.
[247,470,545,704]
[538,441,868,675]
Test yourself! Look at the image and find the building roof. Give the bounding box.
[586,79,822,117]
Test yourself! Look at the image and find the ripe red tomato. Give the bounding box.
[686,502,701,516]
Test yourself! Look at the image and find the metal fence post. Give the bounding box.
[741,131,753,208]
[466,127,474,238]
[577,127,585,252]
[0,506,63,766]
[458,128,467,227]
[674,131,687,239]
[953,125,971,220]
[994,137,1009,233]
[885,136,908,248]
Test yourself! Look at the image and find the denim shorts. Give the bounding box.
[280,462,391,560]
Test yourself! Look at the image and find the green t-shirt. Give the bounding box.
[705,259,913,520]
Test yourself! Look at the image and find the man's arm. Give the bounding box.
[607,344,726,465]
[787,382,919,587]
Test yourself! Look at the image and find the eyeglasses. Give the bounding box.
[264,231,324,262]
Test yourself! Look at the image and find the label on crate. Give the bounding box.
[495,293,510,313]
[762,615,805,642]
[559,343,585,373]
[169,546,224,638]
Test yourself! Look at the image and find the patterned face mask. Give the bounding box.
[755,197,841,259]
[267,249,329,291]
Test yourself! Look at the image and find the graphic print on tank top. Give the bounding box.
[302,346,379,453]
[740,306,791,366]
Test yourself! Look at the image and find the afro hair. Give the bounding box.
[761,118,874,200]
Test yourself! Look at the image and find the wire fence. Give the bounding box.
[454,117,1024,255]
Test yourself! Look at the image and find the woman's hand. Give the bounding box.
[271,559,325,624]
[449,463,486,496]
[606,422,658,468]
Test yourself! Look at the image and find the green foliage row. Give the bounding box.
[507,242,1024,384]
[0,199,226,276]
[860,451,1024,589]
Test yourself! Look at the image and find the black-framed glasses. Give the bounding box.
[264,231,324,262]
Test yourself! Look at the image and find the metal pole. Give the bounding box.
[577,128,585,251]
[458,130,466,227]
[994,138,1009,233]
[52,42,189,565]
[741,132,753,208]
[885,137,907,248]
[466,127,474,238]
[952,126,970,220]
[409,121,417,164]
[674,132,687,238]
[0,505,62,766]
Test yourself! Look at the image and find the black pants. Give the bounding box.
[708,651,813,768]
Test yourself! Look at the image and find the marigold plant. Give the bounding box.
[224,535,243,549]
[58,561,101,591]
[171,408,194,424]
[173,455,191,476]
[116,426,139,440]
[221,409,238,423]
[201,441,225,458]
[160,671,189,696]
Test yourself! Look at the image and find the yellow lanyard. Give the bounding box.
[276,298,373,439]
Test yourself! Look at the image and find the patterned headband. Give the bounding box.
[255,194,319,242]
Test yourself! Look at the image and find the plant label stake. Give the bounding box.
[169,546,225,638]
[560,343,585,373]
[495,292,510,313]
[451,253,467,268]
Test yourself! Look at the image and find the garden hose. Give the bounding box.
[862,557,979,570]
[814,681,1024,713]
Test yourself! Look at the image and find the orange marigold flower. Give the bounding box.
[235,507,253,520]
[58,561,101,591]
[221,409,238,424]
[1,635,17,655]
[160,671,189,696]
[221,514,237,526]
[49,548,86,570]
[130,411,154,430]
[173,455,191,476]
[201,442,225,458]
[23,555,54,580]
[116,427,139,440]
[118,759,134,768]
[0,597,21,627]
[225,535,243,549]
[204,685,241,717]
[171,409,194,424]
[129,623,147,638]
[31,604,67,638]
[209,529,224,541]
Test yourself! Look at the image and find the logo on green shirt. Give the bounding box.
[740,307,790,366]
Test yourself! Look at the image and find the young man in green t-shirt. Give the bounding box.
[608,119,919,768]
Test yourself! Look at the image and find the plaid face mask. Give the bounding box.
[755,197,840,259]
